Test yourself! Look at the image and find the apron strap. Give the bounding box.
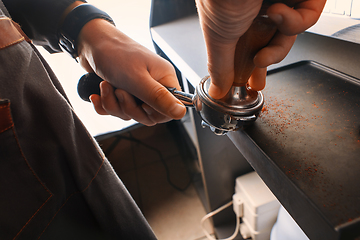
[0,17,31,50]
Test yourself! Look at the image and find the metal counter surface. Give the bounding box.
[228,61,360,240]
[151,14,360,240]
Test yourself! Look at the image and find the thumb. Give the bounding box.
[207,72,234,99]
[206,44,237,99]
[132,75,186,120]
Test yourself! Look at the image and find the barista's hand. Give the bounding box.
[77,19,186,126]
[196,0,263,98]
[196,0,326,99]
[253,0,327,69]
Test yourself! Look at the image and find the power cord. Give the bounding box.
[200,195,243,240]
[104,134,192,192]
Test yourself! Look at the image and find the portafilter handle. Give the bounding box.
[77,73,263,136]
[77,72,195,107]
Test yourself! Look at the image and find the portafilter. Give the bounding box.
[78,9,276,135]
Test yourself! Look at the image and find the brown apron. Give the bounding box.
[0,4,156,240]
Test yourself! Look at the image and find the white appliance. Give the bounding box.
[234,171,309,240]
[234,172,280,240]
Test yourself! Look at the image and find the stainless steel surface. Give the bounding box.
[229,60,360,240]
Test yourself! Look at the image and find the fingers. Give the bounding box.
[197,0,326,95]
[120,58,187,120]
[254,32,297,68]
[248,67,267,91]
[113,89,157,126]
[250,33,296,91]
[90,81,152,126]
[207,72,234,99]
[91,81,132,121]
[131,73,187,120]
[89,94,108,116]
[92,80,182,126]
[267,0,326,35]
[206,45,236,99]
[195,0,263,99]
[141,103,172,124]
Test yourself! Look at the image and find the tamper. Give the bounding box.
[197,7,277,134]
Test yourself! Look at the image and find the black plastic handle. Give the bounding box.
[77,72,144,105]
[77,73,104,102]
[77,72,194,107]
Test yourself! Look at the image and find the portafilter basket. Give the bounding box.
[194,75,263,135]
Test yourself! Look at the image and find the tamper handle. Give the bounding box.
[234,8,277,86]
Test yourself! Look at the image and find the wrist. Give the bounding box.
[77,18,118,71]
[59,3,115,60]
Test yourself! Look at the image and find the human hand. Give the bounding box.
[77,19,186,126]
[252,0,327,83]
[196,0,326,99]
[196,0,263,98]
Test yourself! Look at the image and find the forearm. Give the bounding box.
[2,0,86,53]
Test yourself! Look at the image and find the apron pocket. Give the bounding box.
[0,99,53,240]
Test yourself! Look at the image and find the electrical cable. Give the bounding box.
[104,134,192,192]
[129,133,144,210]
[200,201,241,240]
